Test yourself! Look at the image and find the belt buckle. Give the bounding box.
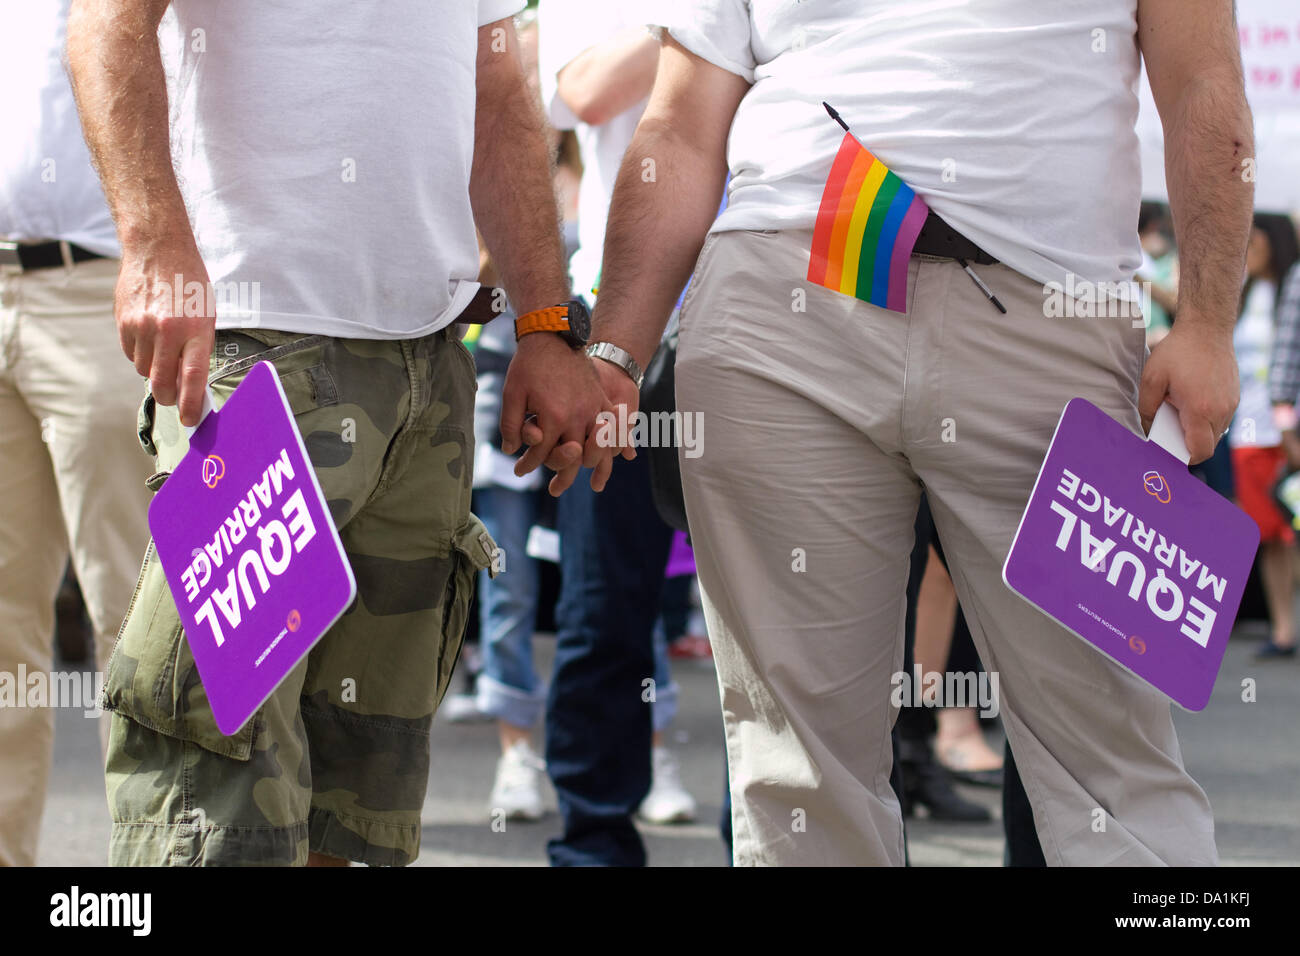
[0,241,20,269]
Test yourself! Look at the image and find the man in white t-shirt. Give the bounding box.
[66,0,610,866]
[561,0,1252,864]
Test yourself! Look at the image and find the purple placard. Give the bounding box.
[1003,398,1259,711]
[147,361,356,735]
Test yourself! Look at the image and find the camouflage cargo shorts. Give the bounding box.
[102,326,496,866]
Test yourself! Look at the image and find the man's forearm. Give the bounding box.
[1162,73,1254,331]
[589,117,728,369]
[67,0,195,255]
[470,21,570,314]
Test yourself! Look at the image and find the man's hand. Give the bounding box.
[116,244,215,427]
[1138,319,1239,464]
[500,334,612,496]
[583,356,641,489]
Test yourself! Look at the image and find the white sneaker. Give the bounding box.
[639,746,697,824]
[489,740,546,821]
[441,692,491,724]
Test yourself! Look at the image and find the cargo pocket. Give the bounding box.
[101,540,258,760]
[434,514,499,707]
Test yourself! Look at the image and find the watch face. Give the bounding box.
[563,298,592,347]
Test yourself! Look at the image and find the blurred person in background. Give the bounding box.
[896,500,992,823]
[537,0,698,866]
[0,0,152,867]
[912,537,1003,790]
[1267,218,1300,494]
[1232,212,1300,658]
[1136,201,1178,347]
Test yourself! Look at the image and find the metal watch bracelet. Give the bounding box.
[586,342,644,390]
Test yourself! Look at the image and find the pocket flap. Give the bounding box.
[454,513,500,578]
[101,542,258,760]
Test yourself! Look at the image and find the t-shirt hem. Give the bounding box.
[706,206,1140,302]
[215,310,456,341]
[479,0,525,28]
[214,278,480,340]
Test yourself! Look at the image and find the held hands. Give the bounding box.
[1137,317,1240,465]
[588,354,641,474]
[500,334,633,496]
[116,243,215,428]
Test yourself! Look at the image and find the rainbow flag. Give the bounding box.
[807,132,929,314]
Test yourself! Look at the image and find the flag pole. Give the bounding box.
[823,101,851,134]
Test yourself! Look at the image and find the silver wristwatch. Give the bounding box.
[586,341,645,390]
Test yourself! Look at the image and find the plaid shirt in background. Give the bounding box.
[1268,263,1300,406]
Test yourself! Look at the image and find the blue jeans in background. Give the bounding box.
[472,486,545,729]
[546,454,674,866]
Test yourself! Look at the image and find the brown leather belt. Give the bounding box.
[453,286,502,325]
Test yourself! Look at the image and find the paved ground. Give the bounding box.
[36,623,1300,866]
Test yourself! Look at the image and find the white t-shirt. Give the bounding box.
[658,0,1146,293]
[160,0,523,337]
[0,1,120,256]
[1231,281,1281,450]
[538,1,651,300]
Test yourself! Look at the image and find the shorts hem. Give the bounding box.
[108,820,309,867]
[308,807,420,867]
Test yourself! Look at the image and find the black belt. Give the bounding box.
[911,211,998,265]
[2,242,509,324]
[1,240,109,271]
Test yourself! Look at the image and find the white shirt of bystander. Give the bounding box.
[538,1,653,302]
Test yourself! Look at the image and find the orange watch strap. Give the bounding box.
[514,305,570,339]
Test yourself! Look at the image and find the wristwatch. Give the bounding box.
[586,341,644,390]
[514,298,591,349]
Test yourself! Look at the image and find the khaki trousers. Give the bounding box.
[675,229,1217,866]
[0,256,152,866]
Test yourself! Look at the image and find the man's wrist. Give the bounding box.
[509,285,574,317]
[1168,305,1236,338]
[586,341,644,389]
[119,223,201,261]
